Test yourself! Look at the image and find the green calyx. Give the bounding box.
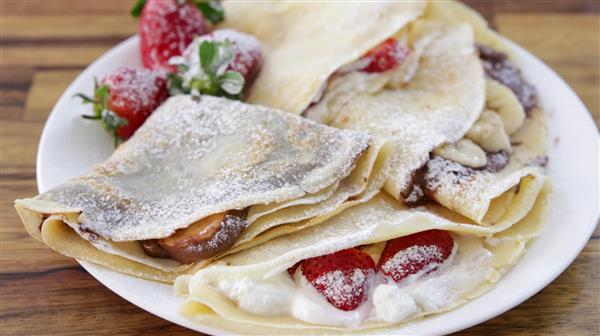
[192,0,225,24]
[75,78,128,147]
[168,39,245,99]
[130,0,146,17]
[131,0,224,24]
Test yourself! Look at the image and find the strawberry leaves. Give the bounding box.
[219,71,244,95]
[193,0,224,24]
[75,79,128,147]
[168,39,246,98]
[130,0,146,17]
[131,0,224,24]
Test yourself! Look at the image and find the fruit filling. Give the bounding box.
[295,248,375,311]
[289,230,455,311]
[141,210,247,263]
[378,230,454,282]
[359,38,411,73]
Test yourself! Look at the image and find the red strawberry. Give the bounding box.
[198,29,263,83]
[137,0,208,72]
[168,29,263,97]
[287,261,301,277]
[360,38,410,73]
[301,248,375,311]
[377,230,454,283]
[75,67,168,144]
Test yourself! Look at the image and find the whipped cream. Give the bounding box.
[215,234,494,327]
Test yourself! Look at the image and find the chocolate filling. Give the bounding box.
[402,150,510,207]
[529,155,549,168]
[141,239,170,259]
[140,209,247,264]
[401,166,431,207]
[485,150,510,173]
[478,44,538,114]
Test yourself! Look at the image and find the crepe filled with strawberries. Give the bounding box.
[176,187,550,332]
[224,0,549,234]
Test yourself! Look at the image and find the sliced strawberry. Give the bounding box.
[287,261,301,277]
[360,38,410,73]
[75,67,168,144]
[137,0,208,72]
[377,230,454,283]
[301,248,375,311]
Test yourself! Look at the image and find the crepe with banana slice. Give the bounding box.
[295,15,546,230]
[176,183,550,332]
[14,95,392,283]
[219,1,426,113]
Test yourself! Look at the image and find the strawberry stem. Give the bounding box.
[75,82,125,147]
[73,93,96,104]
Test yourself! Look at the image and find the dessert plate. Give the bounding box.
[36,35,599,335]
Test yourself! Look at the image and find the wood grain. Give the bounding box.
[496,14,600,127]
[0,1,598,335]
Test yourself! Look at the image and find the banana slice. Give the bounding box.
[433,139,487,168]
[486,78,525,134]
[466,109,511,152]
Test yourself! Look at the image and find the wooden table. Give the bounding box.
[1,1,598,335]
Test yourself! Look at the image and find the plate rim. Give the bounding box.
[35,34,600,335]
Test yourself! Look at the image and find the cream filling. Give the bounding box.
[215,234,495,327]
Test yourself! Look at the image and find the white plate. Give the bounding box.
[36,35,599,335]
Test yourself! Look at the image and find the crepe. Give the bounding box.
[422,0,517,60]
[300,17,546,229]
[176,184,550,332]
[219,1,425,114]
[171,4,551,330]
[418,106,547,227]
[224,139,397,256]
[323,22,485,194]
[15,95,378,282]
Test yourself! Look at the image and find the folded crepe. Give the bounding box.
[14,95,392,283]
[168,1,551,332]
[220,0,547,231]
[220,1,426,114]
[176,184,550,332]
[281,8,545,231]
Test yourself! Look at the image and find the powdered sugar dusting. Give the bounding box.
[314,269,368,308]
[381,245,444,279]
[34,95,369,241]
[328,24,485,195]
[209,29,262,75]
[139,0,207,70]
[190,213,246,257]
[171,28,262,81]
[101,67,166,114]
[424,156,475,193]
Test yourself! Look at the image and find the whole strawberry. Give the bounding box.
[75,67,168,145]
[132,0,225,72]
[168,29,263,98]
[300,248,375,311]
[378,230,454,283]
